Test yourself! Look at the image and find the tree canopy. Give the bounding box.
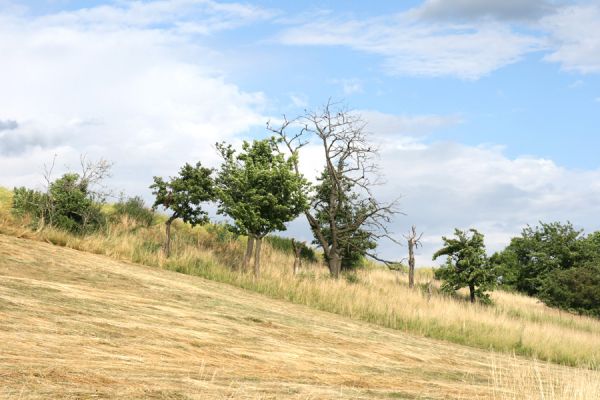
[215,137,308,276]
[150,161,214,256]
[433,228,497,303]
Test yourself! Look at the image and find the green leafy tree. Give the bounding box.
[216,138,308,277]
[433,228,497,303]
[493,222,586,296]
[150,162,214,257]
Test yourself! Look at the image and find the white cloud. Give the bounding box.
[372,140,600,264]
[278,13,542,80]
[331,78,363,95]
[0,1,267,197]
[416,0,555,21]
[359,110,462,137]
[275,110,600,265]
[541,4,600,74]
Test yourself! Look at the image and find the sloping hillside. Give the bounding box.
[1,234,598,399]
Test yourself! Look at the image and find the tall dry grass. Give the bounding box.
[1,190,599,369]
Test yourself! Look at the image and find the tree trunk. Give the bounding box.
[469,283,476,303]
[329,250,341,279]
[408,239,415,289]
[253,237,262,279]
[164,218,174,258]
[292,239,302,276]
[242,235,255,272]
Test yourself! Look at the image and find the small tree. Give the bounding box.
[433,228,496,303]
[150,162,214,257]
[216,138,308,277]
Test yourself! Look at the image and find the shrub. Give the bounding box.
[12,173,106,234]
[113,196,154,227]
[264,235,318,263]
[539,264,600,317]
[12,187,48,223]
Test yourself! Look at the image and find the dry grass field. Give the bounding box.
[1,233,599,399]
[1,208,599,368]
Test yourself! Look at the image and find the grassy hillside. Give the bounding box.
[1,234,599,399]
[1,187,600,369]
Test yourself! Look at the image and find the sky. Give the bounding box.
[1,0,600,264]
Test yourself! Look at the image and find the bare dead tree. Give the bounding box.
[269,100,401,278]
[78,154,114,202]
[404,225,423,289]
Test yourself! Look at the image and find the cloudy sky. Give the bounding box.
[1,0,599,264]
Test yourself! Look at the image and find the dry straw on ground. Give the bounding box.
[1,234,599,399]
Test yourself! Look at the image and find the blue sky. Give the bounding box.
[1,0,599,262]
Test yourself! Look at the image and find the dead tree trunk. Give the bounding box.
[291,239,303,275]
[404,226,423,289]
[163,215,177,258]
[329,250,342,279]
[253,237,263,279]
[242,235,255,272]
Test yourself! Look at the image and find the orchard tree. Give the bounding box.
[269,101,399,278]
[216,138,308,278]
[150,162,214,257]
[433,228,497,303]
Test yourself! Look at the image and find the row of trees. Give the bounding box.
[431,222,600,315]
[151,102,401,279]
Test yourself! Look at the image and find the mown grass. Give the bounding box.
[2,233,599,399]
[1,187,599,369]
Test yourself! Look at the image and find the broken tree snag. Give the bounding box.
[291,239,303,275]
[405,225,423,289]
[163,214,177,258]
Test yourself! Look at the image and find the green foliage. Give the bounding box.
[264,235,318,263]
[539,264,600,317]
[312,169,376,270]
[13,173,106,234]
[492,222,588,296]
[150,162,215,225]
[12,187,48,222]
[49,173,106,233]
[215,138,309,238]
[112,196,154,227]
[205,223,238,244]
[433,228,497,303]
[491,221,600,316]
